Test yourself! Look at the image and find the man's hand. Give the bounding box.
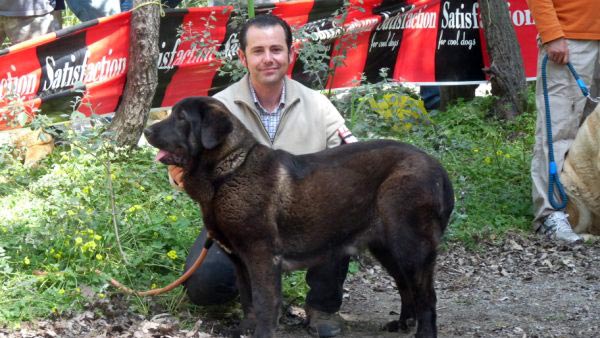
[545,38,569,64]
[168,165,185,191]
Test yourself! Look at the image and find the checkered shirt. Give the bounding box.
[249,79,286,143]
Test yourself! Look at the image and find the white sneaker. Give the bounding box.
[541,211,583,244]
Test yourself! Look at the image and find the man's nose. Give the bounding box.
[263,51,274,62]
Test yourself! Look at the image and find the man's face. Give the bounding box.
[238,25,293,88]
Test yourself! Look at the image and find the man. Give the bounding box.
[0,0,62,45]
[528,0,599,243]
[169,14,356,337]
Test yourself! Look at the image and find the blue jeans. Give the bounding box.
[65,0,120,22]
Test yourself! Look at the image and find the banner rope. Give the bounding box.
[131,1,166,17]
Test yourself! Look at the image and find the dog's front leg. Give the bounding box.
[243,250,282,338]
[229,254,256,333]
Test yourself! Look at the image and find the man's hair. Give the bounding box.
[239,14,293,52]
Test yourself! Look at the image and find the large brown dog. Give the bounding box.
[144,97,454,338]
[562,103,600,236]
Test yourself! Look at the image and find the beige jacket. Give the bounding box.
[214,74,345,155]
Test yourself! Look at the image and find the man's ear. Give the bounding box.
[199,103,233,150]
[289,45,296,63]
[237,49,247,68]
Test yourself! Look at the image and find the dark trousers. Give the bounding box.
[184,228,349,313]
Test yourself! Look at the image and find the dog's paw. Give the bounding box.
[239,316,257,333]
[383,318,416,332]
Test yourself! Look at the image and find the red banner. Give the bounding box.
[0,0,539,130]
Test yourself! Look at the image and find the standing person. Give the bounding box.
[528,0,599,243]
[0,0,62,45]
[169,14,356,338]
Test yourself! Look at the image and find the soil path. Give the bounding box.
[3,233,599,338]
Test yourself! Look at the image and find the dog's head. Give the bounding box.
[144,96,234,166]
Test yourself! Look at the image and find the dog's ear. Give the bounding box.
[200,104,233,149]
[184,98,233,150]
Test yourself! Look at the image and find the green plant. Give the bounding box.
[331,70,428,139]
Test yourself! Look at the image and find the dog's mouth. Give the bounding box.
[155,149,186,166]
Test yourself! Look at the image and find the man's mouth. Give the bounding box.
[155,150,186,165]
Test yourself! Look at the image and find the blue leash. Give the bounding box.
[541,55,593,210]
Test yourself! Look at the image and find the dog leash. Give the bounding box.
[98,237,214,296]
[541,54,596,210]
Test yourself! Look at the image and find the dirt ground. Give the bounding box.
[2,232,599,338]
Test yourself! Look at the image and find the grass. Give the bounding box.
[0,86,537,326]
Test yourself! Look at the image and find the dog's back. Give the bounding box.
[268,140,453,267]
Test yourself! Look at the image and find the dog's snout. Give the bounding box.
[143,127,153,138]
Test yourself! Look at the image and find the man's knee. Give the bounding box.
[184,230,238,306]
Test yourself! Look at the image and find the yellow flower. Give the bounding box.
[82,241,97,252]
[484,157,492,164]
[151,283,158,289]
[127,204,143,213]
[138,186,146,191]
[496,150,504,156]
[164,195,174,202]
[54,252,62,259]
[23,257,30,265]
[167,250,178,260]
[75,237,83,245]
[505,154,512,159]
[67,210,76,216]
[94,234,102,241]
[82,186,91,195]
[98,293,106,299]
[472,148,479,153]
[75,287,81,293]
[168,215,178,222]
[96,254,104,261]
[58,288,65,295]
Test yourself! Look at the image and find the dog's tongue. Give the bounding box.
[155,150,171,163]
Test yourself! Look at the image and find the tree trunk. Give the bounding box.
[439,85,478,111]
[479,0,527,120]
[109,0,160,147]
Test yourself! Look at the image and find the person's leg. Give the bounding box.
[531,39,596,240]
[305,256,350,337]
[4,13,62,44]
[183,228,239,305]
[0,17,8,45]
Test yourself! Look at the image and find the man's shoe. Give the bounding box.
[541,211,583,244]
[306,308,344,337]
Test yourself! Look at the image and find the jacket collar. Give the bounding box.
[234,74,301,109]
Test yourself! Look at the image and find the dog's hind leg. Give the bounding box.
[377,237,438,338]
[375,202,441,337]
[369,245,416,333]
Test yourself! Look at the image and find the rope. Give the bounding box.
[540,55,593,210]
[131,1,166,17]
[99,237,214,297]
